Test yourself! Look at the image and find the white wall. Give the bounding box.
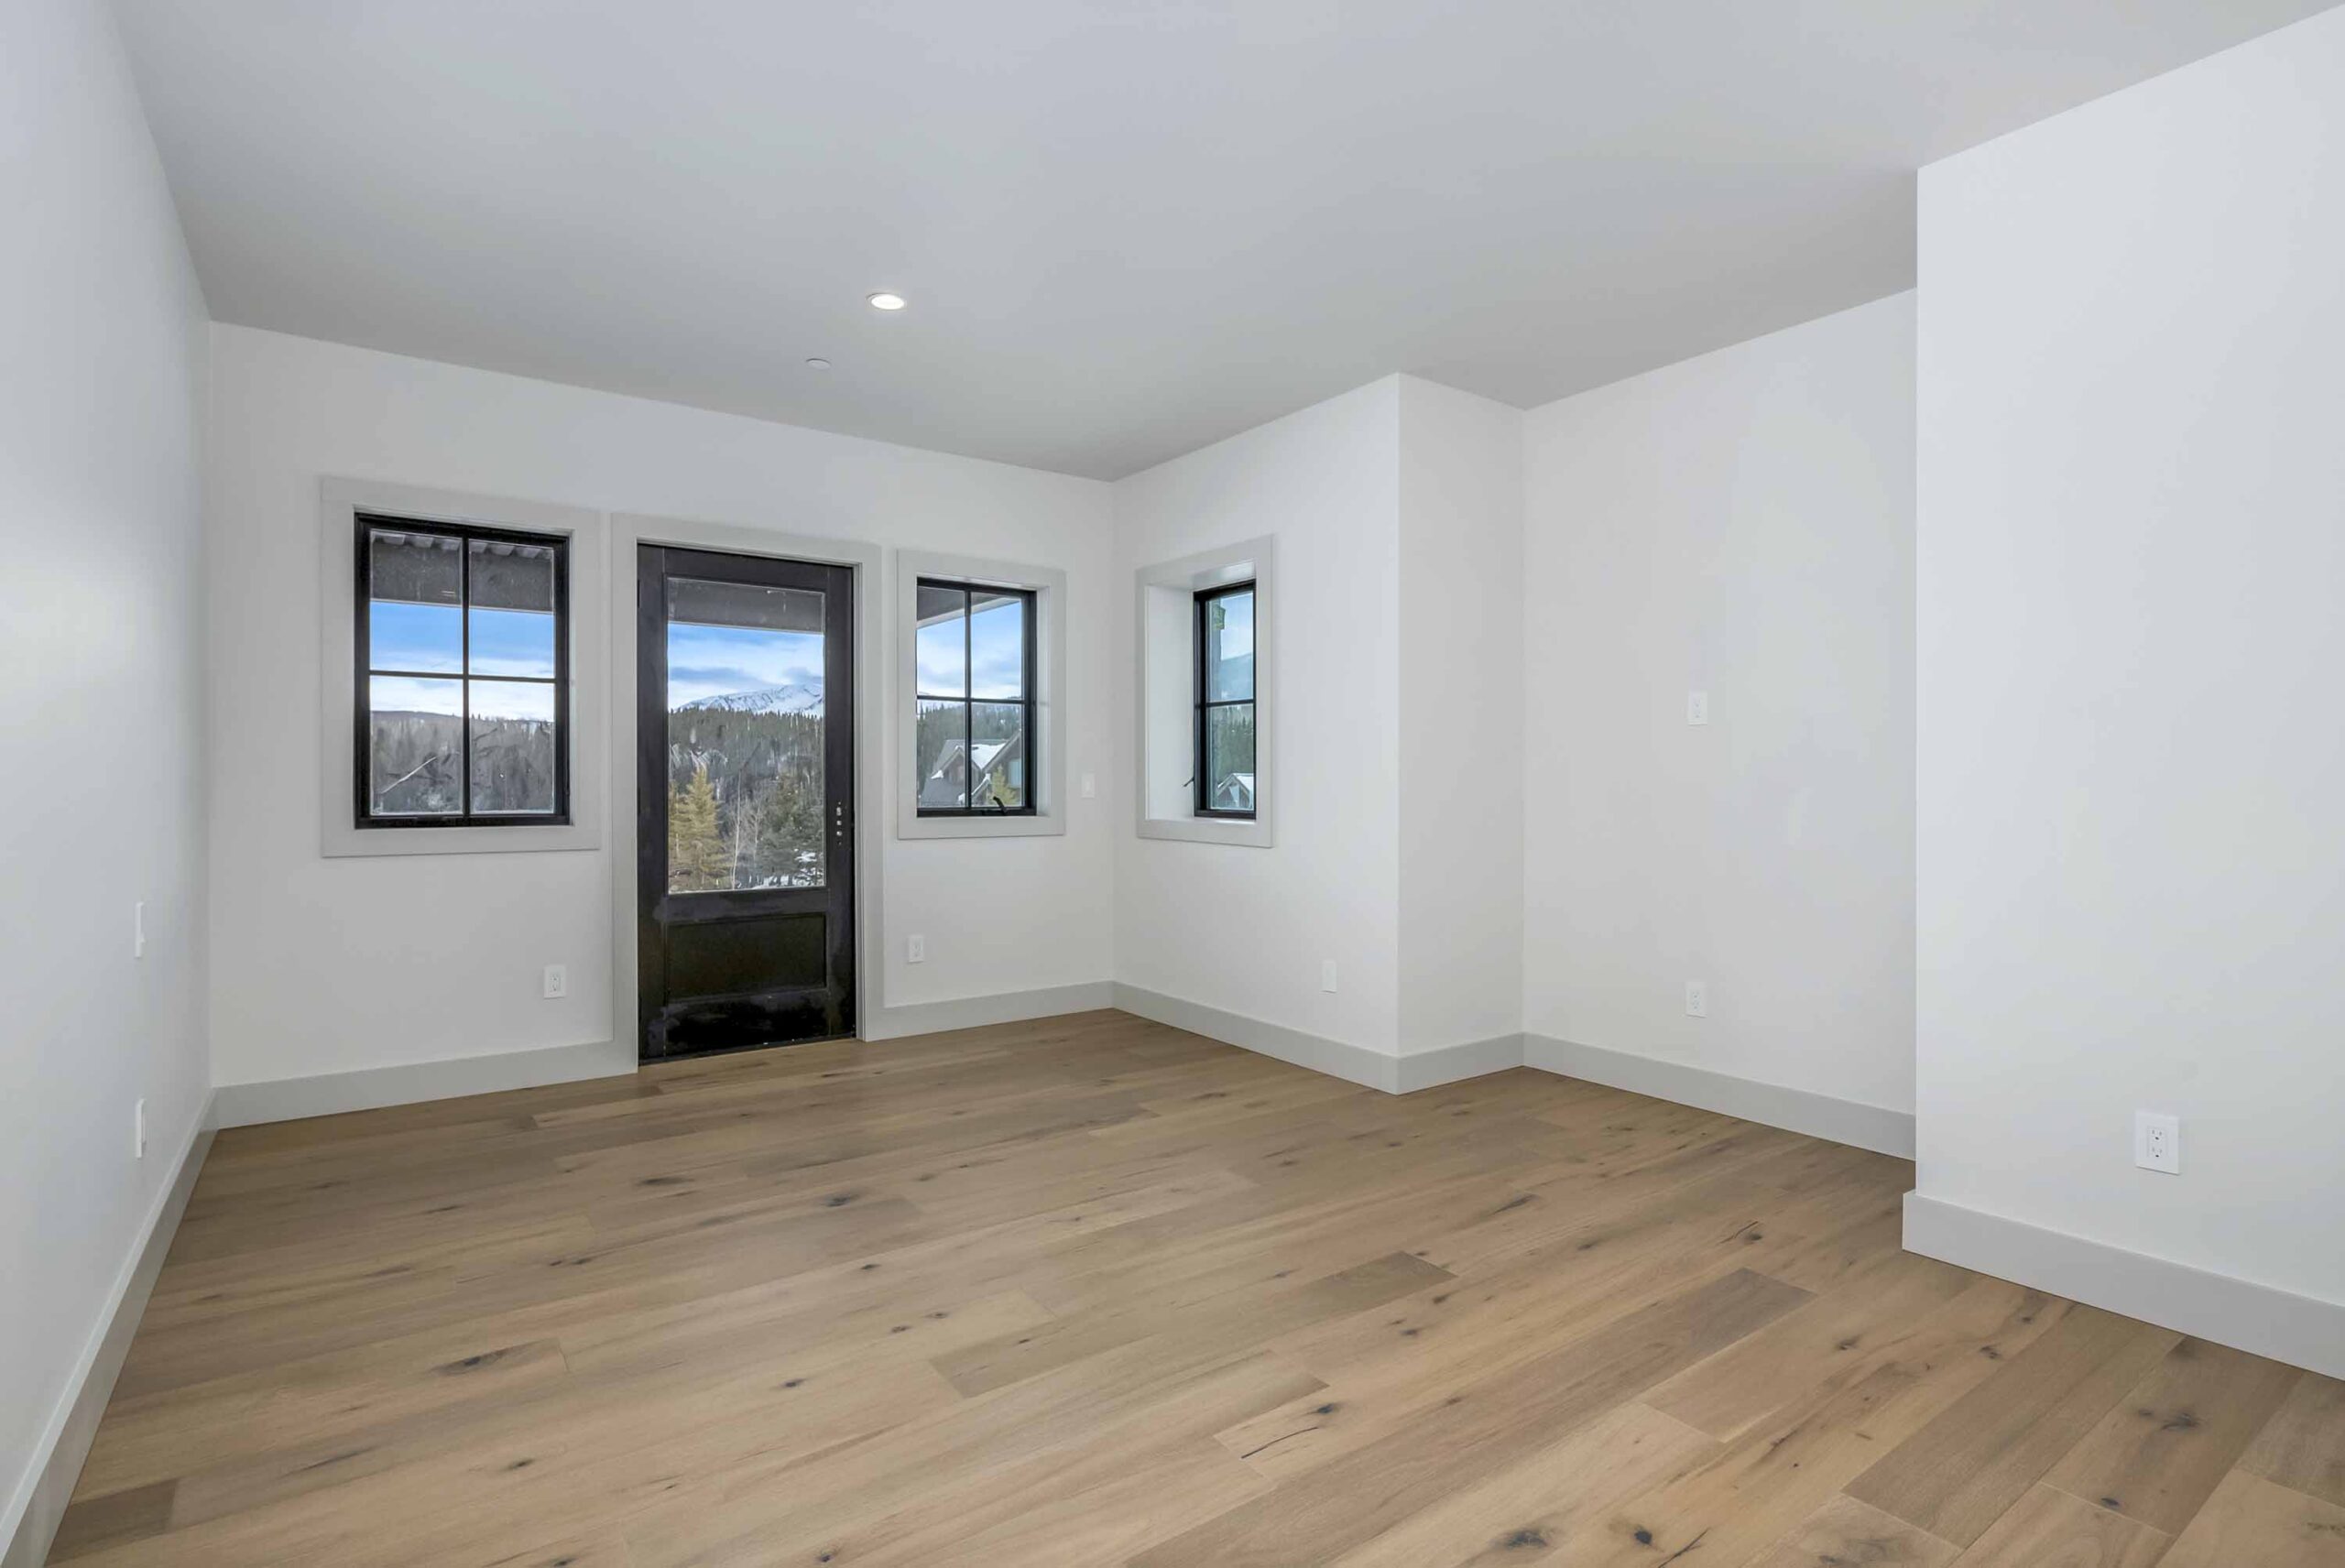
[1915,8,2345,1312]
[0,0,211,1541]
[1112,379,1405,1051]
[205,325,1116,1091]
[1522,294,1917,1119]
[1397,377,1524,1056]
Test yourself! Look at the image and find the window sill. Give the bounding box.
[1137,812,1273,848]
[898,811,1066,841]
[323,819,603,857]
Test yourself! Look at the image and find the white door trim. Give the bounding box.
[609,514,887,1054]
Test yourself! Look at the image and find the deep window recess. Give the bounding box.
[355,514,570,827]
[1194,581,1257,819]
[912,578,1037,815]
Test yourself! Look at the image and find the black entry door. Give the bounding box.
[638,545,855,1059]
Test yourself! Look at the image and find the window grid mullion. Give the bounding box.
[963,583,975,811]
[371,669,556,683]
[356,517,570,830]
[458,537,472,818]
[913,577,1040,819]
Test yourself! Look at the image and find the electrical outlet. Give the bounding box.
[1685,980,1708,1018]
[1320,961,1338,994]
[2135,1110,2181,1174]
[908,933,926,964]
[135,1099,147,1160]
[1686,690,1710,726]
[134,899,147,960]
[541,964,567,999]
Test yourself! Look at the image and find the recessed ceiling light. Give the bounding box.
[867,291,907,311]
[804,357,831,371]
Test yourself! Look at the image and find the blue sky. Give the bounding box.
[916,595,1025,698]
[368,613,811,715]
[372,597,1033,713]
[369,673,552,720]
[1205,589,1254,699]
[666,623,823,707]
[371,602,558,716]
[1214,593,1254,661]
[371,603,555,678]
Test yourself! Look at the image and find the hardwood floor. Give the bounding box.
[55,1010,2343,1566]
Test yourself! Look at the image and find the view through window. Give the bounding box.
[1194,581,1256,818]
[912,578,1036,815]
[360,517,568,824]
[665,578,828,892]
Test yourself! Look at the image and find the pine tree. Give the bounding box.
[755,767,824,886]
[668,764,725,891]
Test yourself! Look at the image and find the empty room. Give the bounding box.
[7,1,2345,1563]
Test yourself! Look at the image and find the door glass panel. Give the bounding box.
[666,579,826,892]
[467,538,557,677]
[367,528,462,673]
[1205,701,1257,813]
[970,702,1027,809]
[969,590,1026,699]
[915,697,967,810]
[1204,588,1255,702]
[368,676,463,814]
[470,680,556,814]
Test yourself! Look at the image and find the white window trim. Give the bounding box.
[895,550,1068,840]
[319,476,605,857]
[1134,536,1273,848]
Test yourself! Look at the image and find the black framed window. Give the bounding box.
[1194,581,1257,819]
[355,514,570,827]
[912,577,1037,815]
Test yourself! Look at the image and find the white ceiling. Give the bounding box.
[114,1,2337,479]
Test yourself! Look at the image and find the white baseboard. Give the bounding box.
[1903,1192,2345,1380]
[2,1094,214,1568]
[1397,1031,1527,1092]
[863,981,1116,1041]
[1521,1033,1915,1159]
[213,1036,635,1127]
[1111,983,1397,1089]
[1110,984,1519,1094]
[213,986,1123,1127]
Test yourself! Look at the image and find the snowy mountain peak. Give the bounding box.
[678,682,823,715]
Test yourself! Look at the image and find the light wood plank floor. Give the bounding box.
[55,1011,2344,1566]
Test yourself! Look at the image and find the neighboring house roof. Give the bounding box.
[1212,771,1255,811]
[920,731,1022,809]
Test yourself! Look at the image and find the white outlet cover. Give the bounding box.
[1320,961,1338,993]
[1080,771,1097,799]
[908,934,926,963]
[135,1098,147,1160]
[1686,690,1710,725]
[2134,1110,2181,1174]
[1685,980,1708,1018]
[542,964,567,999]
